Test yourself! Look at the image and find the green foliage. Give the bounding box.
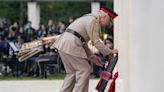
[39,2,91,25]
[39,1,113,25]
[0,1,27,25]
[0,1,113,26]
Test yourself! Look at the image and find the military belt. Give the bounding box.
[65,28,86,45]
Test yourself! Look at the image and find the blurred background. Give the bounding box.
[0,0,114,80]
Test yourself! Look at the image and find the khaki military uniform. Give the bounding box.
[51,13,112,92]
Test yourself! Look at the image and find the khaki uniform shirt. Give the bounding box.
[51,13,112,59]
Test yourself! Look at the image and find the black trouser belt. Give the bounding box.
[65,28,86,44]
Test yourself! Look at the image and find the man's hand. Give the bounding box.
[111,49,118,54]
[90,55,103,67]
[108,49,118,61]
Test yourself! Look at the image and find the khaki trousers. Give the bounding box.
[59,51,91,92]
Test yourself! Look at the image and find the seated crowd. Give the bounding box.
[0,18,114,78]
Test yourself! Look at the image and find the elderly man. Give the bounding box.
[51,7,118,92]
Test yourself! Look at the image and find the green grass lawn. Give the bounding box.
[0,73,65,80]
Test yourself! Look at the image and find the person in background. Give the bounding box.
[8,22,19,41]
[17,27,25,38]
[35,23,46,39]
[56,20,66,34]
[24,21,35,42]
[0,22,9,40]
[46,19,54,36]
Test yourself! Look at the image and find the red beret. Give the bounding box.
[100,7,118,20]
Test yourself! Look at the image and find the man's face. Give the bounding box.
[100,15,113,27]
